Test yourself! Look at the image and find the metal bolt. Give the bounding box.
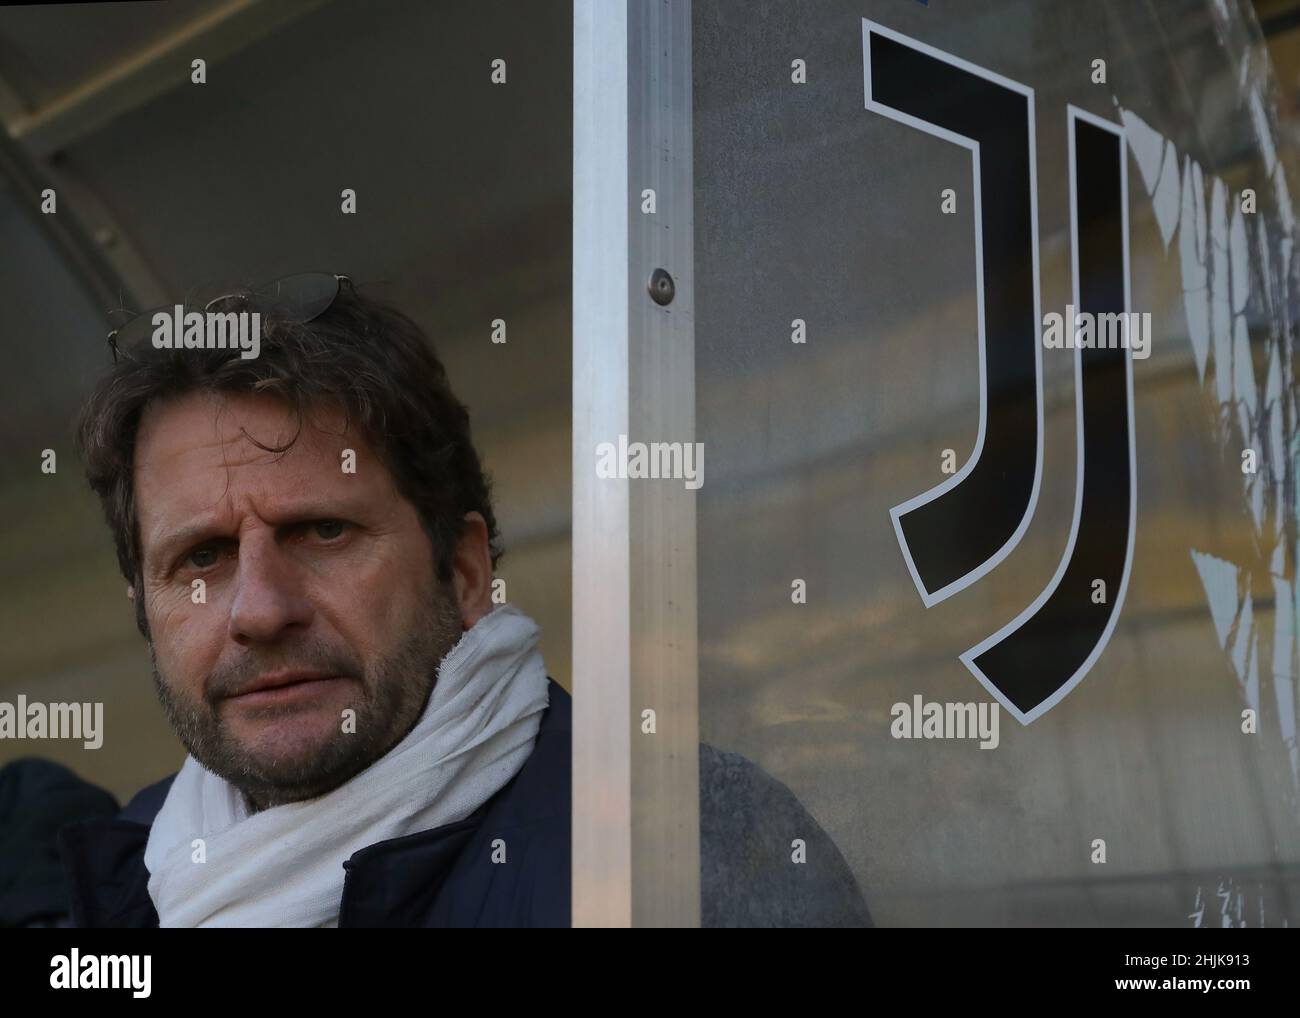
[648,267,675,306]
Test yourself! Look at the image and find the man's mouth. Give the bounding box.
[226,671,349,707]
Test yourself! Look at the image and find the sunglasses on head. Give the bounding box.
[106,272,352,363]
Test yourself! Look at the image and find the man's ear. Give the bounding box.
[452,511,494,630]
[127,584,136,604]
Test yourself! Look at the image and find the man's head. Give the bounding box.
[76,283,502,809]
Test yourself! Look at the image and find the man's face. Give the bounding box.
[133,390,465,810]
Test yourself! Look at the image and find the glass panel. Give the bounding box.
[694,0,1300,926]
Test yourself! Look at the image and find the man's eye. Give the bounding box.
[313,520,345,540]
[188,546,219,569]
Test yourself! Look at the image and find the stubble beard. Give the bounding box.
[150,581,466,811]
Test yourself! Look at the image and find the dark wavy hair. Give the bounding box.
[75,280,502,639]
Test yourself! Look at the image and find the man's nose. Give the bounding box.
[227,535,314,644]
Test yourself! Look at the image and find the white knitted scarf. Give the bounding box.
[143,603,550,927]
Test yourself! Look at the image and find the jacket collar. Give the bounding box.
[60,801,496,928]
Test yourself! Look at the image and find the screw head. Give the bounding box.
[648,267,675,306]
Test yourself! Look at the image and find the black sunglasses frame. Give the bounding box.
[106,272,352,364]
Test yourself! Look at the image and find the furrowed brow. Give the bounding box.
[145,497,368,575]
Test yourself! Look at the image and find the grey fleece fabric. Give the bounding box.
[700,742,873,927]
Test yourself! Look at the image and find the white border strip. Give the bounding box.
[572,0,632,927]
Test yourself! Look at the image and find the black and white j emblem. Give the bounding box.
[865,21,1137,724]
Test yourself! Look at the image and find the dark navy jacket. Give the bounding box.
[58,678,873,927]
[59,679,572,928]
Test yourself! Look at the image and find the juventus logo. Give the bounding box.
[864,21,1137,724]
